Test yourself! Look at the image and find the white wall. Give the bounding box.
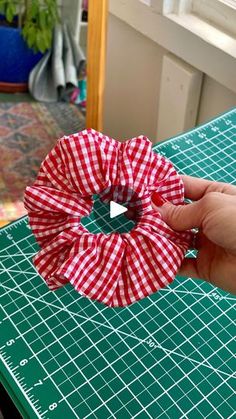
[197,76,236,125]
[103,14,236,142]
[103,14,165,141]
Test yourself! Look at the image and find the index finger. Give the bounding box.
[181,175,236,201]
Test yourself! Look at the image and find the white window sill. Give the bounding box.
[166,13,236,60]
[109,0,236,93]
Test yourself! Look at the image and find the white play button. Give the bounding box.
[110,201,128,218]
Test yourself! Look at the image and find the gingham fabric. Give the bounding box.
[24,129,192,307]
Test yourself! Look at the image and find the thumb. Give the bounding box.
[151,192,202,231]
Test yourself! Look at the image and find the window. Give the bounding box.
[161,0,236,36]
[191,0,236,36]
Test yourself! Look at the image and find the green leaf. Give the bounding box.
[36,30,46,53]
[0,2,6,15]
[43,28,52,50]
[11,2,16,16]
[6,4,14,22]
[45,12,52,27]
[39,9,46,29]
[10,0,60,53]
[30,0,38,19]
[27,26,36,48]
[22,22,30,37]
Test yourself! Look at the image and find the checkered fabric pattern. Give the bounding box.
[24,129,192,307]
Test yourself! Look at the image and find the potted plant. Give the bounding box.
[0,0,60,92]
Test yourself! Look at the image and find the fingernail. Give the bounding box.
[151,192,165,207]
[125,209,136,220]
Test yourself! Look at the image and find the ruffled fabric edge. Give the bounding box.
[25,129,193,307]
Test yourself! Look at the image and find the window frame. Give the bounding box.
[166,0,236,37]
[151,0,236,36]
[112,0,236,93]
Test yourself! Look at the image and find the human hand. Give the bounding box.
[151,175,236,295]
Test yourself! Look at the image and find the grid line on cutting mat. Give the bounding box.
[0,109,236,419]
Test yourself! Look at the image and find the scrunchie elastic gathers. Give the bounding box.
[24,129,192,307]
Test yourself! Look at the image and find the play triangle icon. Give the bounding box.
[110,201,128,219]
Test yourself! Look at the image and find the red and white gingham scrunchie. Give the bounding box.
[24,129,192,307]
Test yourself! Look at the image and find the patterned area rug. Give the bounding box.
[0,103,85,226]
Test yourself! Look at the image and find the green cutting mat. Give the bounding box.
[1,109,236,419]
